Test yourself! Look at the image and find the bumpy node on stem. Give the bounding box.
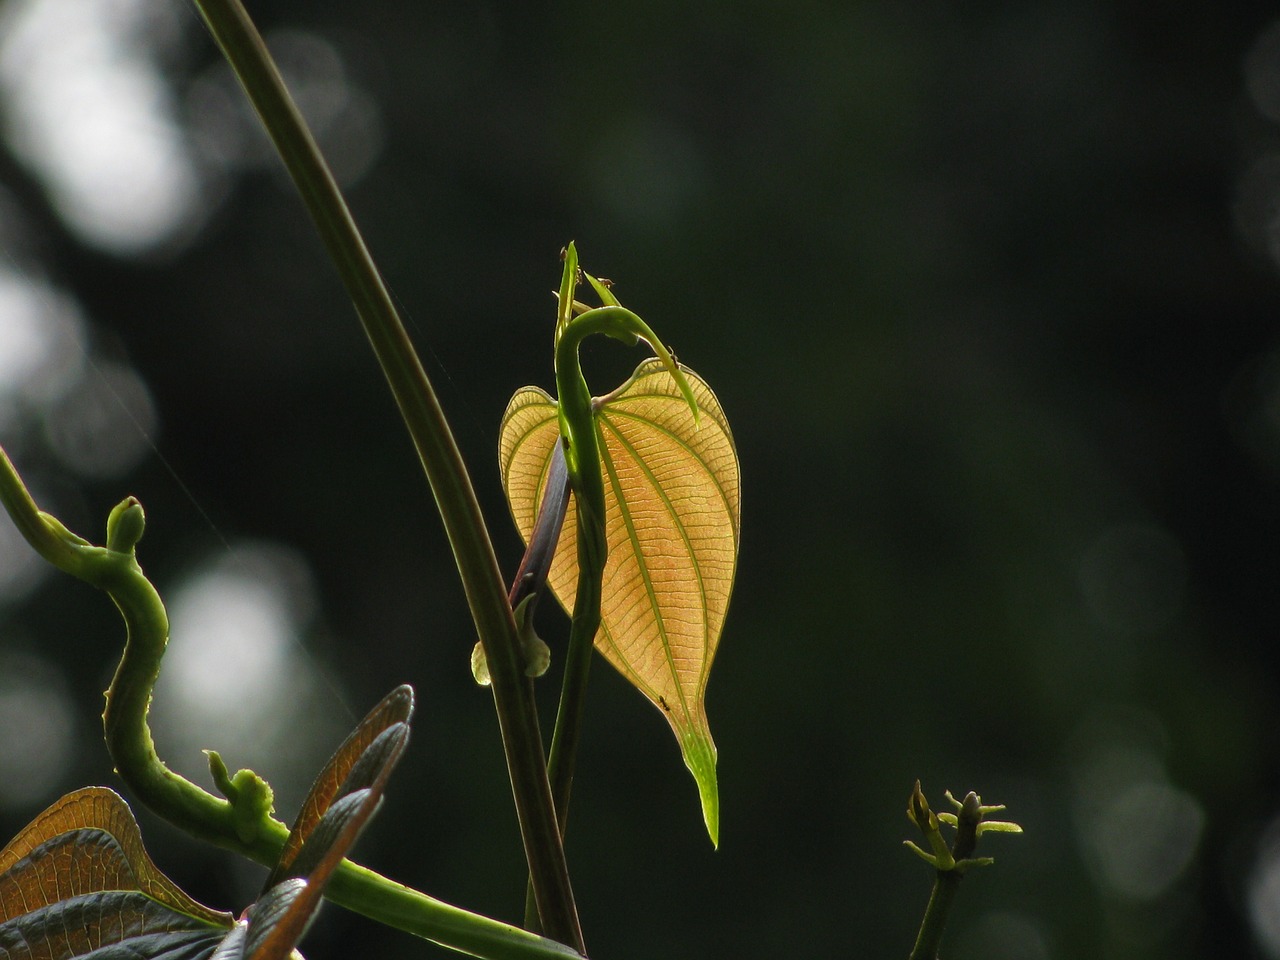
[207,750,277,844]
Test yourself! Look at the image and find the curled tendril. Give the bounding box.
[0,445,584,960]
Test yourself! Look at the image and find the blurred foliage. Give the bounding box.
[3,0,1280,958]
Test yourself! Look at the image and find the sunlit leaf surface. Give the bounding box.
[500,358,740,843]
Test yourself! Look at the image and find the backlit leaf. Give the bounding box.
[499,358,740,844]
[0,787,232,960]
[246,684,413,960]
[266,684,413,888]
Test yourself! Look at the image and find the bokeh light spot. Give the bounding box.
[0,268,87,412]
[1070,707,1204,903]
[1233,154,1280,273]
[1078,524,1187,635]
[1083,780,1204,901]
[152,543,345,815]
[0,496,49,601]
[1248,815,1280,958]
[0,650,75,810]
[42,360,158,479]
[187,29,383,187]
[0,0,206,253]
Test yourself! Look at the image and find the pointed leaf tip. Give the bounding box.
[680,726,720,848]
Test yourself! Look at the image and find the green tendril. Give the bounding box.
[0,448,582,960]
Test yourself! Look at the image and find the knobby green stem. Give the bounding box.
[184,0,581,949]
[0,456,582,960]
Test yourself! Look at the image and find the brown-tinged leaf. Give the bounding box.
[266,684,413,889]
[0,684,415,960]
[242,685,413,960]
[0,787,232,928]
[0,787,232,960]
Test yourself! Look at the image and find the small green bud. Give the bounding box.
[471,641,492,687]
[229,768,274,821]
[908,780,934,832]
[523,631,551,678]
[471,596,553,684]
[906,782,1023,878]
[207,750,235,798]
[106,497,145,553]
[513,594,551,679]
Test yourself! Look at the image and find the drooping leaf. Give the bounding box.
[0,787,233,959]
[499,358,740,844]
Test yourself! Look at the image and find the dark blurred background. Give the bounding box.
[3,0,1280,957]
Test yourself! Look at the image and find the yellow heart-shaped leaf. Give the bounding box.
[499,357,740,844]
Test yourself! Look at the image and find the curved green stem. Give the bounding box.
[183,0,581,949]
[0,452,581,960]
[0,447,85,574]
[543,250,609,851]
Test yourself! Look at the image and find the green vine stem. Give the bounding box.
[542,251,610,852]
[0,451,581,960]
[182,0,582,949]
